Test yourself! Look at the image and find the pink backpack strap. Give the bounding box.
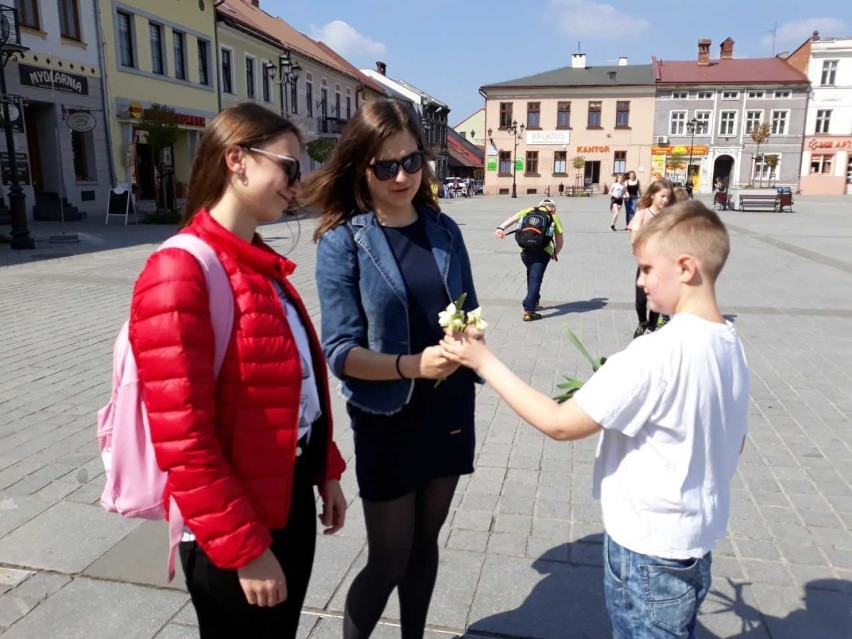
[157,233,234,580]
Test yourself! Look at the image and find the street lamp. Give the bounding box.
[506,119,525,198]
[686,116,698,195]
[265,49,301,116]
[0,5,34,249]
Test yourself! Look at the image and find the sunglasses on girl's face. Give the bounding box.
[245,147,302,184]
[368,151,424,181]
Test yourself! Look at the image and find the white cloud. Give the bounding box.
[309,20,387,58]
[550,0,649,40]
[761,17,848,49]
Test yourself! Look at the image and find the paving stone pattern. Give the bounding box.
[1,195,851,637]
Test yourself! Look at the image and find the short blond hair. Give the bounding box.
[633,200,730,280]
[672,187,690,202]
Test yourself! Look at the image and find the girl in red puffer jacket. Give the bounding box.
[129,102,347,639]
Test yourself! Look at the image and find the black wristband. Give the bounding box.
[497,226,504,231]
[395,354,408,380]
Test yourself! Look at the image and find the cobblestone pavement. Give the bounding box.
[1,194,851,638]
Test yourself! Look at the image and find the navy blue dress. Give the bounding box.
[348,216,476,502]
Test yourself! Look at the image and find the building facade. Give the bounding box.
[481,55,655,197]
[453,107,486,147]
[98,0,220,203]
[2,0,112,220]
[787,32,852,195]
[653,38,809,194]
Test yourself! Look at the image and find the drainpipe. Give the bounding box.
[94,0,117,186]
[213,0,225,112]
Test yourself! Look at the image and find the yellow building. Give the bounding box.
[98,0,220,201]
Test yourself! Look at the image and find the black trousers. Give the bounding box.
[634,266,659,328]
[179,452,317,639]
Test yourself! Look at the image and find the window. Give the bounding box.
[672,91,688,99]
[747,90,765,99]
[771,110,788,135]
[305,74,313,115]
[335,85,341,117]
[526,102,540,128]
[245,57,255,98]
[821,60,838,86]
[694,111,711,134]
[719,111,737,136]
[71,129,95,181]
[499,151,512,175]
[722,91,739,100]
[221,48,233,93]
[117,11,134,68]
[587,101,602,128]
[320,80,328,118]
[697,91,713,99]
[346,89,352,119]
[613,151,627,174]
[616,101,630,128]
[810,154,832,174]
[774,90,791,98]
[745,110,762,134]
[553,151,567,174]
[499,102,513,128]
[149,23,164,75]
[173,31,186,80]
[557,101,570,128]
[262,60,272,102]
[752,154,779,182]
[58,0,81,41]
[525,151,539,174]
[290,80,298,114]
[816,109,831,134]
[669,111,686,135]
[197,40,210,86]
[16,0,40,29]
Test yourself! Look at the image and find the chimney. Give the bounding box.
[698,39,711,66]
[720,37,734,60]
[376,61,387,75]
[248,0,260,6]
[618,56,628,66]
[812,30,820,41]
[571,53,586,69]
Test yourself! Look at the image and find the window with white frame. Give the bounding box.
[117,11,135,68]
[149,23,164,75]
[771,110,788,135]
[719,111,737,136]
[810,154,832,174]
[747,90,765,99]
[334,84,341,118]
[220,47,233,93]
[670,111,687,135]
[613,150,627,174]
[17,0,40,29]
[774,90,791,98]
[697,91,713,99]
[553,151,567,174]
[262,60,272,102]
[672,91,688,99]
[305,73,313,116]
[752,154,780,181]
[59,0,82,41]
[173,31,186,80]
[694,111,711,134]
[821,60,838,86]
[745,111,762,134]
[816,109,831,134]
[245,56,256,99]
[197,40,210,86]
[721,90,739,100]
[345,88,352,119]
[290,77,298,114]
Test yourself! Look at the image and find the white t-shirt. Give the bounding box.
[574,313,749,559]
[610,183,626,199]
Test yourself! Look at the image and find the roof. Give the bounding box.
[652,56,809,85]
[481,64,655,90]
[447,134,482,168]
[312,41,385,94]
[217,1,381,90]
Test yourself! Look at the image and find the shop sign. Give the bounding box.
[0,100,24,132]
[514,158,524,171]
[19,64,89,95]
[808,138,852,150]
[576,145,610,154]
[486,157,497,171]
[526,130,570,145]
[126,100,206,127]
[651,145,708,156]
[0,152,31,186]
[66,111,96,133]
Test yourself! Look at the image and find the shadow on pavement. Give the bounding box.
[544,297,609,318]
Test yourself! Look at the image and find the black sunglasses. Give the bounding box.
[245,147,302,184]
[368,151,424,181]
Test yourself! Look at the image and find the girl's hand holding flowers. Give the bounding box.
[435,294,489,385]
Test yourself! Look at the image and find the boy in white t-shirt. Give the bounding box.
[441,201,749,638]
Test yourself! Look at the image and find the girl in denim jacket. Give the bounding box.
[305,99,480,638]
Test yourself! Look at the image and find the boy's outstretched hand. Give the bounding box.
[440,331,492,371]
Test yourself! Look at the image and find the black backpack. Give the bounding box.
[514,207,554,252]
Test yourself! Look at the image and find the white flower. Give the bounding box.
[437,303,457,329]
[449,317,466,333]
[466,307,488,331]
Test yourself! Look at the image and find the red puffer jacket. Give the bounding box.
[129,210,346,570]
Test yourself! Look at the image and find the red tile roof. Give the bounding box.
[313,41,386,95]
[653,57,809,85]
[447,135,482,168]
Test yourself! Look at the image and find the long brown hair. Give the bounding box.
[303,98,439,241]
[182,102,302,227]
[637,178,674,210]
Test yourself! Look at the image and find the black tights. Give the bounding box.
[343,476,459,639]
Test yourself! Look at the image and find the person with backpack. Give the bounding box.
[495,198,564,321]
[127,102,347,639]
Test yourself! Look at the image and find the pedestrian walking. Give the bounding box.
[306,98,480,639]
[609,173,627,231]
[495,198,564,321]
[624,170,640,226]
[128,102,347,639]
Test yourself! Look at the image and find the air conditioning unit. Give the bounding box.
[656,136,669,145]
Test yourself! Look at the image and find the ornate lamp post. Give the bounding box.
[686,116,697,195]
[506,119,525,198]
[265,49,301,117]
[0,5,34,249]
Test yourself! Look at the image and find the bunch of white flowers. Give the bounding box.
[437,293,487,334]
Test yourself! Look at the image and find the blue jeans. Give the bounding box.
[520,250,551,312]
[625,196,638,226]
[603,535,712,639]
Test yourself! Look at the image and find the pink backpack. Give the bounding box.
[97,233,233,580]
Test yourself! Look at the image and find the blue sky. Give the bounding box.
[265,0,849,125]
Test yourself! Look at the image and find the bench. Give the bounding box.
[561,185,593,197]
[738,194,779,211]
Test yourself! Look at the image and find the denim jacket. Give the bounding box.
[315,206,479,415]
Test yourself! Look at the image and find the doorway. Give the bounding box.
[713,155,735,190]
[24,105,45,195]
[584,161,601,187]
[135,141,156,200]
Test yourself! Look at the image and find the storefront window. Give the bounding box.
[810,154,832,175]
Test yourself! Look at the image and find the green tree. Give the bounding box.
[572,156,585,191]
[750,122,771,187]
[137,104,180,210]
[306,138,336,165]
